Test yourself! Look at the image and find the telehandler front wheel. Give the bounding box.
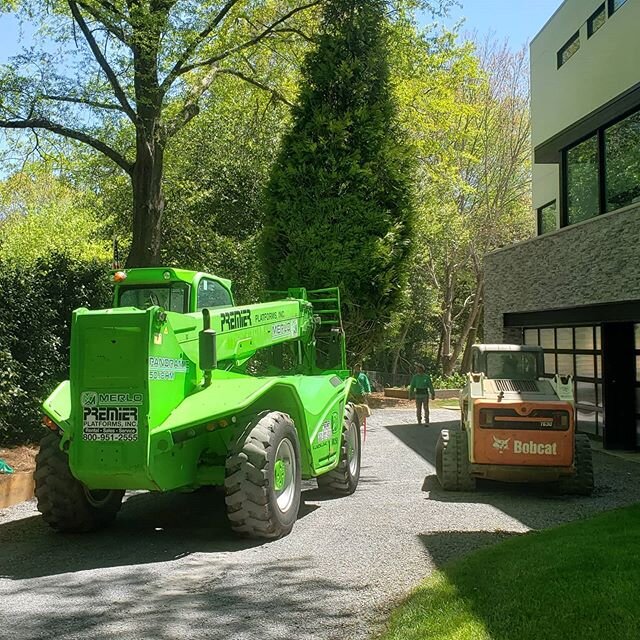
[225,412,302,539]
[34,432,124,532]
[317,403,361,496]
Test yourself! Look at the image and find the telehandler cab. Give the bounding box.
[35,268,363,539]
[436,344,594,495]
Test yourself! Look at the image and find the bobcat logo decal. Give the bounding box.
[493,436,511,453]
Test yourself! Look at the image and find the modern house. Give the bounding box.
[484,0,640,450]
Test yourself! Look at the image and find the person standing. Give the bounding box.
[409,364,436,426]
[353,363,372,399]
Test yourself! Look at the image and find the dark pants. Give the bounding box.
[416,396,430,423]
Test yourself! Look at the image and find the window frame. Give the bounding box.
[588,4,606,37]
[195,277,234,311]
[608,0,628,16]
[562,133,602,227]
[117,283,191,314]
[557,31,580,69]
[537,200,557,235]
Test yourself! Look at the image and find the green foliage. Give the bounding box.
[263,0,415,358]
[0,254,111,445]
[0,170,110,264]
[431,373,466,390]
[160,77,292,303]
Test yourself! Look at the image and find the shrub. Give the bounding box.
[0,254,111,445]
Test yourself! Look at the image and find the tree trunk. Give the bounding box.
[126,128,165,267]
[443,280,484,376]
[392,320,412,375]
[461,319,479,373]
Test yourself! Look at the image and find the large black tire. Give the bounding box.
[316,403,361,495]
[558,434,594,496]
[436,429,476,492]
[34,432,124,532]
[224,412,302,539]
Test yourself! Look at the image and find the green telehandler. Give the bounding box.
[35,268,363,539]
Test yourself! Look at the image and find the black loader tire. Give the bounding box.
[436,429,476,492]
[317,403,361,495]
[225,412,302,539]
[558,434,594,496]
[34,432,124,532]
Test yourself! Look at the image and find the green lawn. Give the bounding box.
[378,505,640,640]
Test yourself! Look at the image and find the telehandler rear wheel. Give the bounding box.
[225,412,302,539]
[436,429,476,492]
[558,434,594,496]
[34,432,124,532]
[316,403,361,495]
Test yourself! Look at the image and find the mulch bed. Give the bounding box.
[0,445,38,473]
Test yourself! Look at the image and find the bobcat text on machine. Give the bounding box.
[36,268,363,539]
[436,344,594,495]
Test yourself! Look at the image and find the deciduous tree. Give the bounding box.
[0,0,322,266]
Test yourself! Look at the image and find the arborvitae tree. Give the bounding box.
[263,0,414,359]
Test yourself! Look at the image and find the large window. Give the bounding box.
[605,111,640,212]
[562,108,640,227]
[566,136,600,225]
[524,326,604,437]
[537,201,557,235]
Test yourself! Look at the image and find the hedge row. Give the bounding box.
[0,255,111,446]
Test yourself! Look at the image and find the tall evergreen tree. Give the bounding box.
[263,0,414,358]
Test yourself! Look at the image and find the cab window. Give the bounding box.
[197,279,232,310]
[119,285,189,313]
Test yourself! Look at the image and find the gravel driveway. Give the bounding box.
[2,409,640,640]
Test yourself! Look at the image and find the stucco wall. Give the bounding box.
[484,203,640,342]
[531,0,640,149]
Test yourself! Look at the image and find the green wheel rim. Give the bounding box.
[274,459,286,492]
[273,438,296,512]
[346,421,359,477]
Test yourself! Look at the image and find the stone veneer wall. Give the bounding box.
[484,202,640,343]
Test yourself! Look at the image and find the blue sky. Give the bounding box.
[436,0,562,47]
[0,1,563,63]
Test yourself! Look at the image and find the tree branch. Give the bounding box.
[175,1,321,77]
[41,93,126,112]
[76,0,127,43]
[217,68,293,107]
[160,0,242,94]
[272,26,316,43]
[68,0,137,121]
[0,117,133,174]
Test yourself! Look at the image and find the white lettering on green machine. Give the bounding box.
[271,319,299,340]
[316,420,332,443]
[148,356,189,381]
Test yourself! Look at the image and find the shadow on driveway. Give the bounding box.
[385,418,640,533]
[0,488,322,580]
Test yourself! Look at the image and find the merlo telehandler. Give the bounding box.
[35,268,363,539]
